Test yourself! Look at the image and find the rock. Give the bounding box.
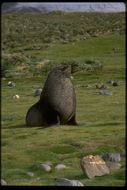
[96,84,108,90]
[70,76,74,80]
[43,161,52,166]
[105,161,121,171]
[107,80,114,84]
[55,164,67,170]
[34,88,42,97]
[112,81,118,86]
[40,163,52,172]
[80,155,110,179]
[99,90,112,96]
[2,77,6,80]
[106,80,119,86]
[1,179,7,186]
[7,81,15,87]
[27,172,34,177]
[55,178,84,186]
[13,94,20,99]
[102,153,121,163]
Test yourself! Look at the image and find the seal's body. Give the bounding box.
[26,65,77,126]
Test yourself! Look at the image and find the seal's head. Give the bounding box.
[51,65,72,78]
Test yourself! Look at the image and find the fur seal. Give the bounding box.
[26,65,77,126]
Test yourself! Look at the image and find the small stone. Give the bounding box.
[27,172,34,177]
[34,88,42,97]
[96,84,108,90]
[80,155,110,179]
[1,179,7,185]
[13,95,20,99]
[40,163,52,172]
[70,76,74,80]
[107,80,114,84]
[55,164,67,170]
[2,77,6,80]
[105,161,121,171]
[112,81,118,86]
[43,161,52,166]
[55,178,84,186]
[99,90,112,96]
[8,81,15,87]
[102,153,121,163]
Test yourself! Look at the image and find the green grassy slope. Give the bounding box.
[1,12,125,78]
[1,32,125,186]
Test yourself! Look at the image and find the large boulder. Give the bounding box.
[80,155,110,178]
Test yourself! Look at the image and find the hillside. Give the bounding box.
[1,11,125,186]
[1,12,125,77]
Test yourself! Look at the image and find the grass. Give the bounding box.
[1,12,126,186]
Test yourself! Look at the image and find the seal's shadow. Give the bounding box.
[6,124,56,129]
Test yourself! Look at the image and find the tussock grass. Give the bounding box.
[1,28,125,186]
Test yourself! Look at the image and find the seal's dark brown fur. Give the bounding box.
[26,65,77,126]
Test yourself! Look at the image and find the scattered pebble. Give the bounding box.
[55,164,67,170]
[107,80,119,86]
[112,81,118,86]
[102,153,121,163]
[34,88,42,97]
[99,90,112,96]
[107,80,114,84]
[8,81,15,87]
[55,178,84,186]
[96,83,108,90]
[1,179,7,186]
[43,161,53,166]
[27,172,34,177]
[13,94,20,99]
[40,163,52,172]
[2,78,6,80]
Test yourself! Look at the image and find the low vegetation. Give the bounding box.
[1,11,125,186]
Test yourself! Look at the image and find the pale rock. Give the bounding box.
[8,81,15,87]
[55,164,67,170]
[13,94,20,99]
[27,172,34,177]
[34,88,42,97]
[55,178,84,186]
[40,163,52,172]
[80,155,110,178]
[99,90,112,96]
[1,179,7,185]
